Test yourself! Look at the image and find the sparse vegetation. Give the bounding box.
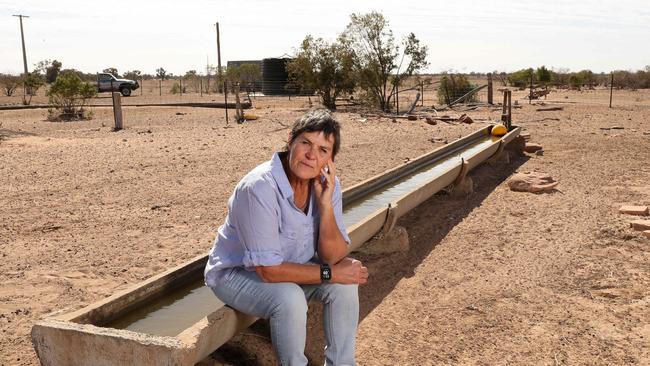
[340,11,428,111]
[436,74,478,105]
[287,35,356,109]
[0,74,21,96]
[46,72,97,121]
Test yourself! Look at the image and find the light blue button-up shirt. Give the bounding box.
[204,152,350,287]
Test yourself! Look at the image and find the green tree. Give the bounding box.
[536,66,552,85]
[156,67,167,80]
[287,35,356,109]
[508,68,534,88]
[123,70,142,81]
[102,68,119,77]
[339,11,428,111]
[238,64,261,91]
[47,72,97,120]
[23,72,45,105]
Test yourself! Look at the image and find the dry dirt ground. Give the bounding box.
[1,89,649,365]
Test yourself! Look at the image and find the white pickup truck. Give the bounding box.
[97,73,139,96]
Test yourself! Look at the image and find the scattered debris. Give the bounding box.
[407,115,417,121]
[611,126,624,130]
[458,114,474,124]
[243,113,259,121]
[175,112,186,116]
[524,143,543,153]
[535,149,544,156]
[643,230,650,239]
[619,206,649,216]
[520,131,531,141]
[630,220,650,231]
[536,106,563,112]
[599,127,611,131]
[508,172,559,193]
[151,204,172,211]
[428,137,448,144]
[424,117,437,125]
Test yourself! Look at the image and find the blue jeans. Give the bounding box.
[210,267,359,366]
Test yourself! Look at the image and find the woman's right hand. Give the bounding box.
[332,257,368,285]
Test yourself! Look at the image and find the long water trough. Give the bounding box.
[32,124,521,365]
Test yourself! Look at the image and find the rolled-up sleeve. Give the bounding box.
[231,182,284,268]
[333,178,351,245]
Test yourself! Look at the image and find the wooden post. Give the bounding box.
[487,73,493,105]
[420,82,424,106]
[396,87,399,114]
[507,90,512,129]
[159,79,162,96]
[200,78,203,97]
[140,78,143,95]
[112,92,123,131]
[179,77,183,98]
[529,73,533,104]
[609,72,614,108]
[235,83,243,123]
[501,90,508,123]
[444,83,451,106]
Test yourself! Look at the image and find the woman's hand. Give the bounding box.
[332,257,368,285]
[313,159,336,210]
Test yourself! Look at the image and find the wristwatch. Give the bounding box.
[320,263,332,282]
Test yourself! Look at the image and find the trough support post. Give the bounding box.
[449,159,473,197]
[357,203,409,255]
[487,73,493,105]
[487,140,509,165]
[112,92,123,131]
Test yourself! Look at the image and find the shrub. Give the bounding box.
[47,72,97,121]
[0,74,21,96]
[436,74,478,105]
[170,82,186,94]
[508,68,534,89]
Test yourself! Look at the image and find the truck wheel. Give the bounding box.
[120,87,131,97]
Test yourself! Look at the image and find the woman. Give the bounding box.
[205,108,368,366]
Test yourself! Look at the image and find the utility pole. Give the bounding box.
[215,22,228,124]
[13,14,30,75]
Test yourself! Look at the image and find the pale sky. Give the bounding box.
[1,0,649,76]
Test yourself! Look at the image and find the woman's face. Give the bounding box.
[287,131,335,180]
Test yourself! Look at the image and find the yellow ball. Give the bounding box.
[491,124,507,137]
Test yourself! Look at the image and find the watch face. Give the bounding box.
[321,266,332,280]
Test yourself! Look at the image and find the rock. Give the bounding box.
[520,131,531,141]
[507,172,559,193]
[424,116,437,125]
[630,220,650,231]
[643,230,650,239]
[535,149,544,156]
[524,143,543,153]
[458,114,474,124]
[619,205,649,216]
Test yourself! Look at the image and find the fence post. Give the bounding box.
[179,77,183,98]
[140,78,143,96]
[487,73,493,105]
[159,79,162,96]
[112,92,123,131]
[609,72,614,108]
[529,73,533,104]
[200,78,203,97]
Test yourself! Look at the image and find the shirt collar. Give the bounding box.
[271,152,294,200]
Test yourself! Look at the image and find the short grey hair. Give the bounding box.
[286,108,341,159]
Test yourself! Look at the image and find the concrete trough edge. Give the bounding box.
[32,124,520,365]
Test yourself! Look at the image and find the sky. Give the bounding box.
[1,0,649,76]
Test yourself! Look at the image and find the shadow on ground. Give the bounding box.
[212,154,530,366]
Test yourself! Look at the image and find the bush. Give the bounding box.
[0,74,21,96]
[436,74,478,105]
[170,82,186,94]
[47,72,97,121]
[508,68,534,89]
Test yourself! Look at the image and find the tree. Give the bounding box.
[508,68,534,88]
[47,71,97,120]
[0,74,21,96]
[23,72,45,105]
[156,67,167,80]
[436,74,477,105]
[122,70,142,81]
[340,11,428,111]
[183,70,200,92]
[238,64,261,91]
[103,68,119,77]
[536,66,552,85]
[287,35,356,109]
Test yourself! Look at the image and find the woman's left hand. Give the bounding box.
[313,159,336,210]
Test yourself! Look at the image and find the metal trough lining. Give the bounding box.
[32,125,520,365]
